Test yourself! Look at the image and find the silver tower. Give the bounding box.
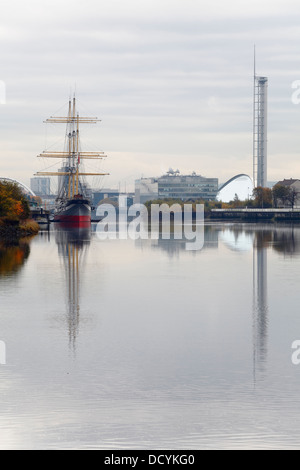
[253,52,268,188]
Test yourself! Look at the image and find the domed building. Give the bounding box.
[0,177,36,197]
[217,174,253,203]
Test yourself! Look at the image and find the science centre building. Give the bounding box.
[217,174,254,203]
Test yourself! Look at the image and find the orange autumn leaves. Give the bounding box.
[0,181,30,222]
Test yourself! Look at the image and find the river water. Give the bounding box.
[0,223,300,449]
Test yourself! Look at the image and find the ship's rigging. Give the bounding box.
[35,96,109,201]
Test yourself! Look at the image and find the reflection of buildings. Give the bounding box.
[103,223,300,382]
[136,225,219,258]
[222,225,300,381]
[55,225,91,350]
[138,224,271,381]
[272,226,300,256]
[220,226,270,380]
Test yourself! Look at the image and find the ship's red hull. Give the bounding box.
[54,198,91,228]
[55,215,91,228]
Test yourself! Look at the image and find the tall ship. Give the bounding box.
[36,96,108,226]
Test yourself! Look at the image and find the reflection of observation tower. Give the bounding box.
[55,226,91,350]
[253,231,269,381]
[253,51,268,188]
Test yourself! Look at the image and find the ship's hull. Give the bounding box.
[54,198,91,227]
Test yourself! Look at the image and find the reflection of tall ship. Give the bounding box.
[55,225,91,349]
[36,96,108,226]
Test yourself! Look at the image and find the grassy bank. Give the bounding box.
[0,219,39,242]
[19,219,40,236]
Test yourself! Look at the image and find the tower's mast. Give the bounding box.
[253,46,256,188]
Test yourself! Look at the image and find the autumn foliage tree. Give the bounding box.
[0,181,30,223]
[272,184,298,208]
[250,187,273,208]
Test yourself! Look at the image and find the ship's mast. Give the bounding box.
[76,113,80,195]
[36,96,109,200]
[68,98,72,198]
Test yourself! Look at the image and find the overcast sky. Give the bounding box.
[1,0,300,190]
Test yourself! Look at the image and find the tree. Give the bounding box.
[252,187,273,208]
[273,184,299,208]
[230,194,245,208]
[286,187,298,209]
[272,184,290,208]
[0,181,30,221]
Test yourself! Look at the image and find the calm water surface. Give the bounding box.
[0,223,300,449]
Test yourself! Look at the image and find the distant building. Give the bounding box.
[30,177,51,196]
[274,179,300,208]
[135,170,219,204]
[135,179,158,204]
[276,178,300,189]
[93,189,120,206]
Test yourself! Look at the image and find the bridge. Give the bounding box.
[211,208,300,221]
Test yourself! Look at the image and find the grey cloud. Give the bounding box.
[1,0,300,186]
